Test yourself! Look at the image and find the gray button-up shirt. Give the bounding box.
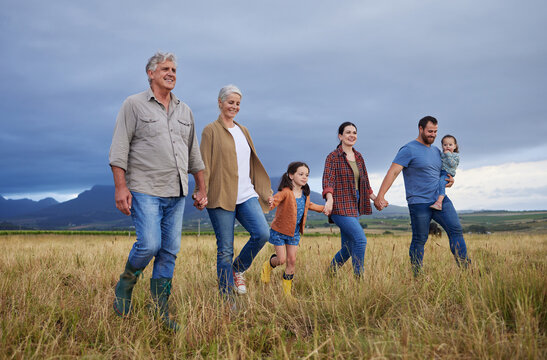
[109,88,205,197]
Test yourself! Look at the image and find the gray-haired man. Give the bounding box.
[109,51,207,331]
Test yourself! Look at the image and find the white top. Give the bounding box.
[227,125,259,204]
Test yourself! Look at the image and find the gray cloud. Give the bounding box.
[1,0,546,208]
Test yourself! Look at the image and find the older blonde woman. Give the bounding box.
[199,85,271,298]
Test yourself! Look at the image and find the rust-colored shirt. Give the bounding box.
[270,188,324,236]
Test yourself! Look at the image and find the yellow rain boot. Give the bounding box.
[282,278,292,296]
[261,254,276,284]
[282,272,294,299]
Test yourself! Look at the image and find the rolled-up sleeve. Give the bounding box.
[109,99,136,171]
[322,153,336,198]
[187,111,205,174]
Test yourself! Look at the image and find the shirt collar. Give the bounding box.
[146,87,180,105]
[336,144,361,160]
[215,115,241,130]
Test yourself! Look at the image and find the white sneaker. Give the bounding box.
[233,271,247,295]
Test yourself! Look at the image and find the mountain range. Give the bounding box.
[0,196,59,218]
[0,179,409,230]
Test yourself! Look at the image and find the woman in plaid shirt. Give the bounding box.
[322,122,376,277]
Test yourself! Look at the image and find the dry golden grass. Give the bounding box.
[0,232,546,359]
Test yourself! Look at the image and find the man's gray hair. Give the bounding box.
[146,51,177,84]
[218,84,242,102]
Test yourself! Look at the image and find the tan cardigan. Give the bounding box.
[200,117,272,212]
[270,188,324,236]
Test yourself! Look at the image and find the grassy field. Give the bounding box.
[305,211,547,235]
[1,232,546,359]
[458,211,547,233]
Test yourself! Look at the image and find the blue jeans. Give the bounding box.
[127,191,185,279]
[330,214,367,276]
[207,197,270,294]
[408,196,470,274]
[438,169,449,196]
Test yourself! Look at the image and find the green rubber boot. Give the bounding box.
[113,261,143,317]
[150,278,181,332]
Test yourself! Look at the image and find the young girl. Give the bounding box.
[430,134,460,211]
[261,161,326,297]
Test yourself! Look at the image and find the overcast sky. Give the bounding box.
[1,0,546,210]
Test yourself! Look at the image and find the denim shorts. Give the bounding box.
[268,228,300,246]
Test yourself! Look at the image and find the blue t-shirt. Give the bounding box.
[393,140,442,204]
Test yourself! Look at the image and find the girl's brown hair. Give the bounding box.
[278,161,311,196]
[441,135,459,153]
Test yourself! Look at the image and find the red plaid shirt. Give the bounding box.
[322,145,373,218]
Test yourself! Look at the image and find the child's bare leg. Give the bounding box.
[281,245,298,297]
[262,245,286,284]
[271,245,287,267]
[285,245,298,275]
[430,195,445,210]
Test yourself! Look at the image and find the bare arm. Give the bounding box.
[374,163,403,210]
[323,192,333,216]
[112,166,132,216]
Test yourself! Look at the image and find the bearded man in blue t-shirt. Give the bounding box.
[374,116,470,275]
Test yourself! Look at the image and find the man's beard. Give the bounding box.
[421,133,436,145]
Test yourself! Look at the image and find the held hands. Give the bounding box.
[268,196,274,209]
[445,174,455,188]
[192,189,208,210]
[374,196,389,211]
[115,186,132,216]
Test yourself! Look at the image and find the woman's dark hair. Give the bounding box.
[338,121,357,146]
[278,161,311,196]
[441,134,459,153]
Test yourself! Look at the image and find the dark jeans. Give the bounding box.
[408,196,470,274]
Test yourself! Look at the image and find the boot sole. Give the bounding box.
[113,301,130,317]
